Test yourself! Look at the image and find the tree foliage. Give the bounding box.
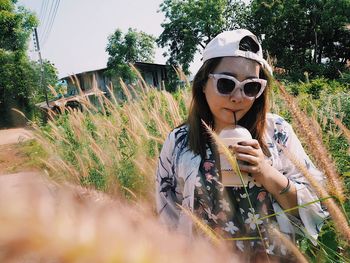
[250,0,350,78]
[157,0,249,74]
[0,0,57,127]
[106,28,156,82]
[31,60,59,102]
[158,0,349,79]
[0,0,37,51]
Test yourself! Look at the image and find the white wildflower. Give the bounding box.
[219,199,230,212]
[244,212,263,230]
[223,221,239,234]
[240,193,247,198]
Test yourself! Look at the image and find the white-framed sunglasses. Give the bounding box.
[208,73,267,99]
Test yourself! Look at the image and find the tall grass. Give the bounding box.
[274,81,345,202]
[31,78,189,201]
[270,80,350,260]
[13,70,350,261]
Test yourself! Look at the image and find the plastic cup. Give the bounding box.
[218,125,252,187]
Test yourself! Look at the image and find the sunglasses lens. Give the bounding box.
[243,82,262,97]
[217,78,235,94]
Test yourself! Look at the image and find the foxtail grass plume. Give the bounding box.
[278,144,350,243]
[275,80,345,203]
[334,117,350,154]
[268,226,309,263]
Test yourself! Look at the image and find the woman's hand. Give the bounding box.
[232,139,298,216]
[232,139,271,184]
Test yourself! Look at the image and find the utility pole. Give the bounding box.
[33,27,49,107]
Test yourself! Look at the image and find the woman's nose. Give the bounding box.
[230,88,243,102]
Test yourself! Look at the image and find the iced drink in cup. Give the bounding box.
[218,125,252,187]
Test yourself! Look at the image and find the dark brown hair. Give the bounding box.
[186,59,271,159]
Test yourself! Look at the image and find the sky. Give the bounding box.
[17,0,203,78]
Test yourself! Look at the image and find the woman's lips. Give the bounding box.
[225,108,239,113]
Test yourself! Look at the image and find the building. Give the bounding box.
[36,62,170,113]
[60,62,169,96]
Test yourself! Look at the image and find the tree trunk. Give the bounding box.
[314,29,318,64]
[317,44,323,64]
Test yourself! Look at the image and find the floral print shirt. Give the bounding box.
[193,145,289,257]
[156,113,328,251]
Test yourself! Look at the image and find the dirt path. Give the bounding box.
[0,127,34,146]
[0,128,38,175]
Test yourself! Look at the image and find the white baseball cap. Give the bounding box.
[202,29,272,74]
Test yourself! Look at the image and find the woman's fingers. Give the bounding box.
[235,153,258,165]
[237,139,260,149]
[237,163,259,174]
[229,139,267,174]
[231,139,261,155]
[233,145,257,156]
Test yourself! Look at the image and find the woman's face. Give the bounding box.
[203,56,261,132]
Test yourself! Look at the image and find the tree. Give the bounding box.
[30,60,59,103]
[0,0,41,127]
[0,0,37,52]
[106,28,156,83]
[250,0,350,78]
[157,0,249,74]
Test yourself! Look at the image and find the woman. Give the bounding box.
[156,29,327,262]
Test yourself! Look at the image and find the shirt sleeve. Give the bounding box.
[155,131,182,230]
[273,116,328,243]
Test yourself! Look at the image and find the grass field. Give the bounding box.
[3,72,349,262]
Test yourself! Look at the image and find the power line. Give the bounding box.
[39,0,60,47]
[42,0,60,46]
[39,0,57,43]
[38,0,50,41]
[39,0,48,23]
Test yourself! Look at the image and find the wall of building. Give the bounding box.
[60,63,169,96]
